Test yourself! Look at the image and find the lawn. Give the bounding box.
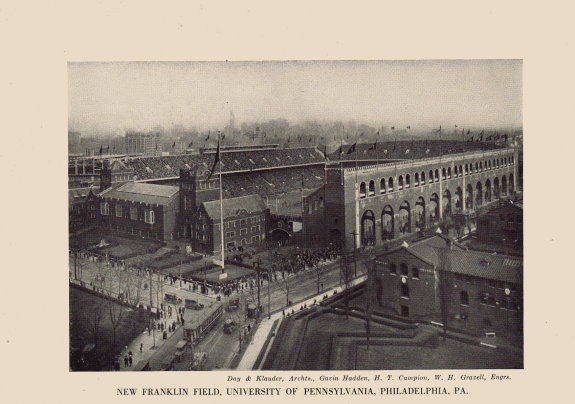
[69,286,150,371]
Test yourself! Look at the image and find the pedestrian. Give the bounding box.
[140,343,143,353]
[128,350,133,358]
[124,356,128,367]
[128,356,133,367]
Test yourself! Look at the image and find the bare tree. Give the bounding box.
[89,307,103,346]
[108,299,124,351]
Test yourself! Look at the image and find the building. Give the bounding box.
[476,200,523,250]
[96,182,180,241]
[178,166,268,254]
[99,160,135,191]
[372,234,523,339]
[125,131,162,156]
[304,141,519,251]
[69,187,98,232]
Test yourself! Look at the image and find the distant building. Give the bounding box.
[372,234,523,339]
[125,131,162,156]
[69,187,98,232]
[99,160,135,191]
[97,182,180,241]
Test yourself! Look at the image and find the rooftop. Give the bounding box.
[202,194,267,221]
[100,182,179,205]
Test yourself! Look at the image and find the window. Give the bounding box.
[359,182,366,198]
[240,228,247,235]
[460,291,469,305]
[414,172,419,186]
[389,263,397,275]
[240,219,247,226]
[401,305,409,317]
[368,180,375,196]
[129,206,138,220]
[429,170,433,183]
[405,174,411,188]
[412,267,419,279]
[227,241,236,248]
[421,171,425,184]
[447,167,451,178]
[100,202,109,215]
[400,262,408,276]
[319,197,324,207]
[400,284,410,298]
[434,169,439,182]
[115,205,123,217]
[225,231,235,237]
[88,205,96,219]
[388,177,394,191]
[251,235,260,242]
[398,175,403,190]
[442,168,446,180]
[144,210,155,224]
[251,225,260,233]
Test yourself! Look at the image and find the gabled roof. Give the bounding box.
[202,194,266,222]
[377,234,466,266]
[99,182,179,205]
[446,249,522,284]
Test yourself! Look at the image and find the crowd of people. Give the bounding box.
[126,147,324,181]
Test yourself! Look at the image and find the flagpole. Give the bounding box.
[218,133,225,271]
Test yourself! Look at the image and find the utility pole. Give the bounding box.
[255,261,261,311]
[267,267,271,319]
[349,231,358,278]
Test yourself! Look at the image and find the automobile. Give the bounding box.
[184,298,204,310]
[223,319,236,334]
[227,298,240,311]
[164,293,182,304]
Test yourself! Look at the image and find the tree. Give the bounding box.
[108,299,124,353]
[89,307,103,346]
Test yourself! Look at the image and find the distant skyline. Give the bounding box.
[68,60,522,136]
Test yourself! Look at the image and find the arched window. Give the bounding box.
[448,167,452,178]
[479,162,483,171]
[398,175,404,190]
[435,169,439,182]
[460,290,469,305]
[465,164,469,174]
[459,165,463,177]
[388,177,394,192]
[442,168,446,179]
[405,174,411,188]
[454,166,458,177]
[421,171,426,184]
[475,162,479,171]
[401,284,410,298]
[380,178,386,194]
[359,182,366,198]
[429,170,434,183]
[389,263,397,275]
[319,197,324,207]
[368,180,375,196]
[400,262,408,276]
[414,172,420,186]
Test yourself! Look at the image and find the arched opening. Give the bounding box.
[361,210,376,246]
[415,196,426,232]
[447,166,452,178]
[399,201,411,234]
[380,178,386,194]
[454,166,458,177]
[405,174,411,188]
[434,169,439,182]
[400,284,410,298]
[494,177,500,199]
[421,171,426,184]
[368,180,375,196]
[502,175,508,196]
[466,184,474,210]
[459,165,463,177]
[442,167,447,180]
[484,179,492,202]
[359,182,366,198]
[455,186,463,212]
[442,189,452,217]
[388,177,394,192]
[398,175,404,190]
[429,170,434,184]
[270,228,290,244]
[475,181,483,206]
[460,291,469,305]
[429,193,440,224]
[381,205,394,240]
[414,172,420,186]
[509,173,515,194]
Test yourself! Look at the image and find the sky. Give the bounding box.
[68,60,522,135]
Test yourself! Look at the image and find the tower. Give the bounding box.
[179,166,220,238]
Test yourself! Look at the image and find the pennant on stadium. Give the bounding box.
[346,142,357,154]
[207,140,220,180]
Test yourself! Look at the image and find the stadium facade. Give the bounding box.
[303,141,519,251]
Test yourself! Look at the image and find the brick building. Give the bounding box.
[477,201,523,249]
[125,131,162,156]
[304,142,519,251]
[178,166,269,254]
[96,182,180,241]
[372,234,523,339]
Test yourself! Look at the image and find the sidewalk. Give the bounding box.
[236,274,367,370]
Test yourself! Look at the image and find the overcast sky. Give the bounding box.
[68,60,522,135]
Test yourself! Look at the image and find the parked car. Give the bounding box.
[185,298,204,310]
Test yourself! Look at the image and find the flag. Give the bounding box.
[222,133,226,140]
[346,142,357,155]
[99,145,103,155]
[206,140,220,180]
[205,134,210,141]
[172,141,176,148]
